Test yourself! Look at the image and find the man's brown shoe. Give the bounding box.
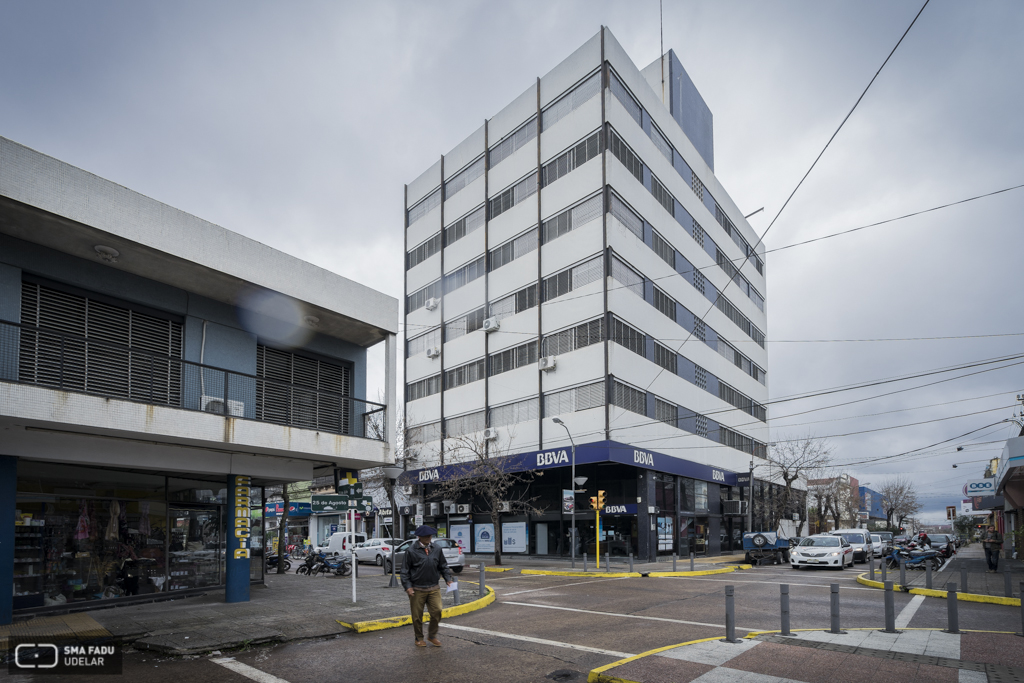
[428,638,442,647]
[415,640,427,647]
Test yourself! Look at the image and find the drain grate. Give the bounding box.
[757,635,1024,682]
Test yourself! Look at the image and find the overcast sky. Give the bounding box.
[3,1,1022,523]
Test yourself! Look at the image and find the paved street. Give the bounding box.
[12,562,1021,683]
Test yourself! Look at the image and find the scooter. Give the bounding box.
[295,552,318,576]
[311,552,352,577]
[885,545,942,572]
[266,552,291,572]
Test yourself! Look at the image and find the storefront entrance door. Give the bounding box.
[168,508,222,591]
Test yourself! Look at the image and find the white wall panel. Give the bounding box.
[405,299,440,335]
[540,407,604,449]
[408,159,442,207]
[539,33,601,108]
[443,180,485,228]
[539,343,603,393]
[487,192,538,246]
[405,394,441,425]
[406,251,440,293]
[443,381,485,417]
[539,159,602,229]
[488,252,537,302]
[488,147,537,200]
[541,279,604,335]
[541,218,602,278]
[445,126,485,179]
[405,348,441,383]
[498,421,539,455]
[488,365,538,406]
[540,98,602,161]
[444,226,485,274]
[442,278,484,320]
[406,204,442,250]
[443,329,485,368]
[489,84,537,143]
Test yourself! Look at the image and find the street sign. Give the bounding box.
[414,514,424,526]
[311,494,348,513]
[946,506,957,520]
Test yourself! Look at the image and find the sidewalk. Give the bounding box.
[591,629,1024,683]
[897,544,1022,598]
[1,568,482,656]
[463,551,743,574]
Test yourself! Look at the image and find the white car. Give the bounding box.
[869,534,885,558]
[352,538,401,566]
[790,534,854,570]
[315,532,366,558]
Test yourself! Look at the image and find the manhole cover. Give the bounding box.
[546,670,582,682]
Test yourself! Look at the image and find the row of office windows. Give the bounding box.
[610,252,766,387]
[608,193,766,348]
[606,125,765,313]
[608,314,767,423]
[608,69,764,276]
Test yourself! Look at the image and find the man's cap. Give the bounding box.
[414,525,437,537]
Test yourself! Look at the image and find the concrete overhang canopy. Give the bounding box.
[0,137,398,348]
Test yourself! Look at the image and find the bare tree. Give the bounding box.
[806,472,842,533]
[877,475,921,532]
[358,412,414,538]
[761,435,832,534]
[267,481,312,573]
[427,432,544,566]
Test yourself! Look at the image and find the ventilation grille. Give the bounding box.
[256,345,352,433]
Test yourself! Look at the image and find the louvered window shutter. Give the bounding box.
[255,344,352,433]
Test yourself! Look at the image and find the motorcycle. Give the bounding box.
[311,551,351,577]
[885,545,943,572]
[295,552,318,576]
[266,552,291,572]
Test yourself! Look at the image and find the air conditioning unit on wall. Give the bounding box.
[201,396,244,417]
[425,297,439,311]
[722,500,748,515]
[539,356,556,371]
[483,428,498,441]
[482,317,500,333]
[456,504,471,514]
[497,501,511,513]
[426,347,441,359]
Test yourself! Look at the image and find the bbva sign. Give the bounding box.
[537,450,570,467]
[963,479,994,497]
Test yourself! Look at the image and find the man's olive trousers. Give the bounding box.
[409,587,442,640]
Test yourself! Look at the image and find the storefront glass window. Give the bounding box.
[681,478,695,511]
[168,508,222,590]
[695,481,708,511]
[655,476,676,512]
[168,478,226,504]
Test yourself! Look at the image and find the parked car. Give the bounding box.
[315,532,366,557]
[790,535,854,570]
[927,533,956,558]
[788,536,803,548]
[353,538,401,566]
[830,529,872,563]
[385,537,464,575]
[869,533,886,558]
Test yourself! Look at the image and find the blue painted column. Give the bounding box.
[225,474,252,603]
[0,455,17,625]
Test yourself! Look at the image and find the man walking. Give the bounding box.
[401,525,453,647]
[982,525,1003,573]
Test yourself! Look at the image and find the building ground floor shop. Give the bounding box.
[398,440,761,563]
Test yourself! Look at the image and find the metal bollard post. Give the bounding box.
[780,584,791,636]
[672,553,677,572]
[606,550,610,573]
[690,552,695,571]
[945,583,959,634]
[724,585,739,643]
[899,559,906,588]
[926,560,933,590]
[479,562,486,597]
[960,565,969,594]
[881,557,887,582]
[829,583,842,634]
[629,553,634,572]
[1004,567,1013,598]
[453,585,461,606]
[583,552,588,572]
[354,558,358,578]
[883,581,897,633]
[869,556,875,581]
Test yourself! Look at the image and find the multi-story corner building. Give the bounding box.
[0,137,398,623]
[399,28,771,561]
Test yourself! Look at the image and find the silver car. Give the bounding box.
[352,538,402,566]
[831,529,872,564]
[385,537,464,575]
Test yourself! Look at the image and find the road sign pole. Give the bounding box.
[350,507,357,604]
[595,509,600,569]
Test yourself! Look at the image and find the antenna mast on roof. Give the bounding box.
[659,0,665,104]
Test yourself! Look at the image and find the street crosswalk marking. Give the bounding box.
[211,657,291,683]
[501,577,628,596]
[895,594,926,629]
[503,601,763,632]
[438,623,634,657]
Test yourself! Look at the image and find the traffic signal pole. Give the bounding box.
[596,507,600,569]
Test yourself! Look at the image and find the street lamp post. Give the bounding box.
[382,466,404,588]
[552,418,587,569]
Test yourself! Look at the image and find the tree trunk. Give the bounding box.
[493,512,502,566]
[276,489,290,574]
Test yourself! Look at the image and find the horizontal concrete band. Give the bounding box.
[856,572,1022,607]
[336,585,496,633]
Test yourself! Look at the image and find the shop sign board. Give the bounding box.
[962,479,995,497]
[226,474,252,603]
[501,522,528,552]
[450,524,471,551]
[562,489,575,514]
[475,523,495,553]
[961,499,973,513]
[311,495,348,512]
[602,503,638,515]
[264,502,312,518]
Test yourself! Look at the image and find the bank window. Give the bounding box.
[695,481,708,511]
[656,477,675,512]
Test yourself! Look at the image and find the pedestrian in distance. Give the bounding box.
[401,525,453,648]
[982,525,1003,573]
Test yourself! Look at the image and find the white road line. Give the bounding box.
[664,577,877,591]
[211,658,291,683]
[503,601,762,632]
[895,594,926,629]
[501,577,628,596]
[439,623,634,658]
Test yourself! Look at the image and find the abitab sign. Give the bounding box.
[963,479,995,497]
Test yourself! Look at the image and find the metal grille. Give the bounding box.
[255,345,353,433]
[610,255,644,298]
[405,374,441,402]
[654,342,677,375]
[488,174,538,220]
[610,317,645,356]
[489,284,538,322]
[608,193,643,241]
[407,420,442,445]
[609,71,642,126]
[691,219,705,248]
[443,306,486,343]
[488,341,538,377]
[444,358,486,390]
[650,175,675,217]
[653,287,676,321]
[444,410,485,438]
[444,156,485,200]
[407,327,441,358]
[489,397,539,429]
[655,398,677,426]
[695,365,707,390]
[544,380,604,417]
[691,172,705,201]
[489,227,538,272]
[652,231,675,268]
[444,206,485,247]
[542,317,604,357]
[650,124,673,163]
[407,187,441,226]
[489,118,537,168]
[443,256,486,295]
[541,130,602,187]
[407,232,441,270]
[607,128,644,184]
[611,380,646,416]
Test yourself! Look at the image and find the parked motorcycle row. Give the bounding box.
[292,550,352,577]
[883,537,956,572]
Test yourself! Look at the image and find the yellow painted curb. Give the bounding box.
[649,565,742,577]
[484,566,514,572]
[520,565,638,577]
[587,636,724,683]
[856,572,1020,607]
[336,586,496,633]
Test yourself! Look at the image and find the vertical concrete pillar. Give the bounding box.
[225,474,252,603]
[0,455,16,625]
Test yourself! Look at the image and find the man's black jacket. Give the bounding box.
[401,541,453,590]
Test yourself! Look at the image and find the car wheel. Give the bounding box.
[384,559,392,574]
[452,566,463,574]
[375,554,384,566]
[791,563,800,570]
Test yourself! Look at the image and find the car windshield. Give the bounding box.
[930,534,949,542]
[836,533,865,543]
[876,533,893,540]
[433,540,454,548]
[800,537,840,547]
[871,535,882,542]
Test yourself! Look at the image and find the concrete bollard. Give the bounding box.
[945,583,959,633]
[960,565,969,594]
[629,553,634,572]
[724,585,739,643]
[479,562,486,597]
[606,550,610,573]
[869,556,875,581]
[1004,567,1013,598]
[453,585,461,606]
[780,584,791,636]
[829,583,842,634]
[926,560,933,590]
[691,552,695,571]
[899,559,906,588]
[881,557,887,582]
[672,553,677,572]
[583,552,588,572]
[883,581,897,633]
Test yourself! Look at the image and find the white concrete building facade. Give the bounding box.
[401,29,768,560]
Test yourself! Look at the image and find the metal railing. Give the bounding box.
[0,320,386,440]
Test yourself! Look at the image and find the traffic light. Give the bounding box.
[589,496,598,510]
[596,490,606,508]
